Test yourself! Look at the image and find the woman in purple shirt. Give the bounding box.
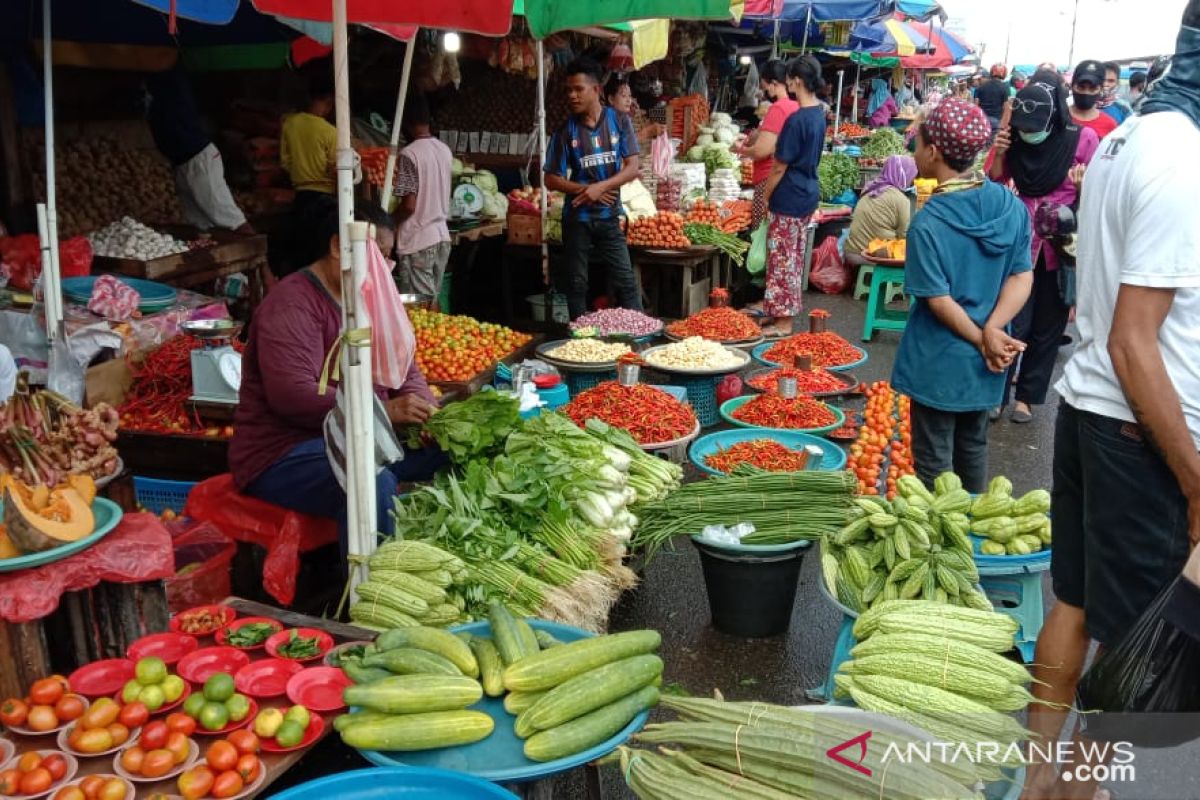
[988,71,1098,423]
[229,207,445,543]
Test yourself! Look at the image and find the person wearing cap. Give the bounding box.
[890,98,1032,493]
[1009,70,1027,97]
[988,70,1099,425]
[1070,59,1119,140]
[1100,61,1133,124]
[976,64,1010,133]
[1024,3,1200,796]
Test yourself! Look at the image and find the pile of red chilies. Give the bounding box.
[747,367,846,395]
[732,394,838,429]
[563,382,696,444]
[118,335,244,435]
[764,332,861,368]
[705,439,811,473]
[665,306,761,342]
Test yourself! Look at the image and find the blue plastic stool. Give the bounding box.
[667,375,722,428]
[564,369,616,397]
[862,264,910,341]
[980,572,1045,663]
[809,613,857,702]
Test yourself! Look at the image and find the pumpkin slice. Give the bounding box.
[4,484,95,553]
[0,524,20,559]
[67,474,97,505]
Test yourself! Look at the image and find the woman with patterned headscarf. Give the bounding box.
[845,155,918,265]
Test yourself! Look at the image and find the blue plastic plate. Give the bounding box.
[269,767,516,799]
[0,498,123,573]
[356,619,651,784]
[689,429,848,477]
[970,533,1051,575]
[751,341,868,372]
[62,276,178,312]
[718,396,845,437]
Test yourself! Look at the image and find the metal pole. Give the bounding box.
[41,0,62,340]
[852,62,861,122]
[834,69,844,140]
[1067,0,1080,68]
[380,37,416,210]
[800,5,812,52]
[536,39,549,287]
[332,0,376,598]
[772,19,780,59]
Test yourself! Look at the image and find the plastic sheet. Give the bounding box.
[163,522,236,612]
[183,474,338,607]
[0,512,173,624]
[809,235,850,295]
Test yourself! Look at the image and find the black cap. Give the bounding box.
[1072,60,1105,87]
[1012,83,1056,132]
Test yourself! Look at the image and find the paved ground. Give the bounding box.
[270,292,1197,799]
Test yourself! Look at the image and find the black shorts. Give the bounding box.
[1051,402,1191,645]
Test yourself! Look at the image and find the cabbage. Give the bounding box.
[686,145,706,162]
[473,170,498,194]
[451,158,464,177]
[715,128,735,145]
[696,134,715,147]
[712,112,732,126]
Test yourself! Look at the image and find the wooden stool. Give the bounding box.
[862,264,910,341]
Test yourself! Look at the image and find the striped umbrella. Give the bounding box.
[849,13,971,67]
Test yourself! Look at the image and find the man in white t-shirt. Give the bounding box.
[1023,4,1200,796]
[393,94,453,298]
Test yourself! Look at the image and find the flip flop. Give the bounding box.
[1011,408,1033,424]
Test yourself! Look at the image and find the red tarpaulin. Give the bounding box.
[251,0,512,35]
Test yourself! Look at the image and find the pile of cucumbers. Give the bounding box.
[334,604,662,763]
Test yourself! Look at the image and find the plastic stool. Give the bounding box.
[853,264,874,300]
[669,375,721,427]
[862,265,910,341]
[807,613,856,702]
[980,572,1045,663]
[564,370,616,397]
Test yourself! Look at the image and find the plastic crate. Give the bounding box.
[134,476,198,516]
[670,375,722,428]
[564,369,616,397]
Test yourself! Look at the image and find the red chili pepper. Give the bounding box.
[563,382,696,444]
[665,307,761,342]
[731,394,838,429]
[705,439,811,473]
[118,335,244,437]
[764,332,860,368]
[747,367,846,394]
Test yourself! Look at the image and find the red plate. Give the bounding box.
[68,659,136,698]
[191,697,258,736]
[214,616,283,650]
[126,632,199,665]
[259,714,325,753]
[285,666,352,713]
[111,682,192,716]
[168,604,236,636]
[234,659,304,699]
[264,628,334,663]
[176,646,251,684]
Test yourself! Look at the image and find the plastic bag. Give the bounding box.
[747,221,769,275]
[809,235,850,294]
[360,239,415,390]
[163,522,236,612]
[1076,575,1200,747]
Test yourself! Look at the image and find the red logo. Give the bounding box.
[826,731,873,777]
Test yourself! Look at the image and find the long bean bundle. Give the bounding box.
[682,223,750,266]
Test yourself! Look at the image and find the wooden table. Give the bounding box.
[0,598,375,798]
[450,220,505,246]
[630,245,722,318]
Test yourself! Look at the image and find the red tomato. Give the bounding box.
[19,767,53,795]
[140,720,169,751]
[210,771,244,799]
[166,731,190,765]
[0,769,21,794]
[0,698,28,727]
[16,752,42,772]
[165,712,196,736]
[176,765,215,800]
[26,704,59,732]
[41,753,68,781]
[54,693,86,722]
[226,729,259,756]
[140,749,176,779]
[118,701,149,729]
[235,754,260,783]
[29,677,65,706]
[205,740,238,773]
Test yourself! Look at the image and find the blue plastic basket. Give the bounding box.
[270,767,515,799]
[668,375,722,428]
[564,369,616,397]
[133,476,197,515]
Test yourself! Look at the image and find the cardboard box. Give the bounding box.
[85,358,133,409]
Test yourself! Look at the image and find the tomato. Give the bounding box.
[140,749,176,779]
[107,722,131,747]
[29,677,65,706]
[79,775,107,799]
[118,701,149,729]
[0,698,28,727]
[52,786,85,800]
[81,698,119,730]
[165,713,196,737]
[26,704,59,732]
[226,729,260,756]
[205,740,238,773]
[19,767,53,795]
[140,720,169,751]
[210,770,244,799]
[97,778,127,800]
[0,769,22,794]
[41,753,68,781]
[54,694,86,723]
[119,746,145,775]
[235,753,260,783]
[17,751,43,772]
[46,674,72,695]
[165,731,190,765]
[176,765,215,800]
[73,726,114,754]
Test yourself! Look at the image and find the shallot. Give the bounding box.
[569,308,662,337]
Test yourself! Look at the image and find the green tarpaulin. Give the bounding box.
[521,0,731,38]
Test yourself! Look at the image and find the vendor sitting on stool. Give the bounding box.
[844,154,917,267]
[230,203,445,542]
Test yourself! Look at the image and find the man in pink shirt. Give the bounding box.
[393,94,453,298]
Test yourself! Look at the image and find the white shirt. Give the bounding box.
[1057,111,1200,448]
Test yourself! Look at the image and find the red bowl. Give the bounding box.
[264,628,335,663]
[234,659,304,699]
[191,697,258,736]
[214,616,283,650]
[112,682,191,716]
[68,659,136,698]
[259,713,325,753]
[126,632,199,665]
[168,604,236,636]
[176,646,251,684]
[285,666,352,713]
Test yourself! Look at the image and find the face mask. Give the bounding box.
[1019,130,1051,145]
[1073,91,1099,110]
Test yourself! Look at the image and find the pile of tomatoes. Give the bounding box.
[53,774,128,800]
[625,213,690,249]
[849,381,914,498]
[175,730,262,799]
[115,712,196,780]
[64,697,145,754]
[0,751,72,797]
[409,309,532,384]
[1,676,87,733]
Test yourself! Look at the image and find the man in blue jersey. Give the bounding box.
[544,58,643,319]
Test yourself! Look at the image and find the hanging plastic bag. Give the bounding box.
[746,221,769,275]
[1076,572,1200,748]
[361,238,415,389]
[809,235,850,295]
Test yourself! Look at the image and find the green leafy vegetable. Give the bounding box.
[818,153,860,201]
[412,389,520,463]
[277,629,321,659]
[225,622,279,647]
[861,128,908,160]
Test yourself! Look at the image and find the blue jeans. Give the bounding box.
[243,438,447,548]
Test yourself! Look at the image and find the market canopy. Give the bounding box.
[848,13,971,67]
[520,0,735,39]
[250,0,513,35]
[776,0,880,21]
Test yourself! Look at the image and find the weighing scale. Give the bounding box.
[180,319,243,406]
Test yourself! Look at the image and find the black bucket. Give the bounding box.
[692,538,809,637]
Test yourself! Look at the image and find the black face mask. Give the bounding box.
[1073,91,1099,110]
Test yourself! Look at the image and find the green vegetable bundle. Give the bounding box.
[681,223,750,266]
[411,389,519,463]
[817,152,859,201]
[860,127,908,160]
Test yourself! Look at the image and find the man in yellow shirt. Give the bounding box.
[276,72,338,277]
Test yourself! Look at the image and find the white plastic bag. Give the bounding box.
[360,239,416,390]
